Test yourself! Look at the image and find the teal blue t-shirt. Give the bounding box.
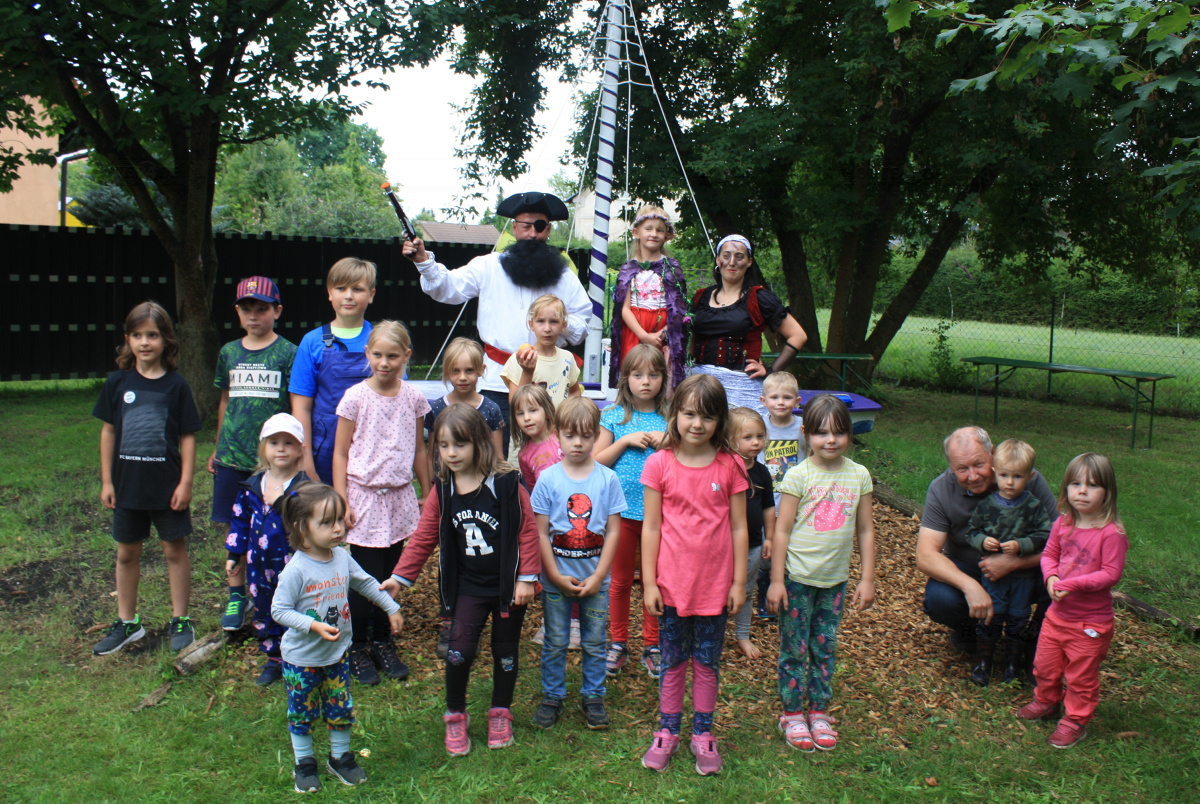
[599,404,667,521]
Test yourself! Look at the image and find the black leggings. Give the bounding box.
[446,594,527,712]
[349,542,404,645]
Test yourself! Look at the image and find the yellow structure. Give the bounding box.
[0,98,60,226]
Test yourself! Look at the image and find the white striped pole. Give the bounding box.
[583,0,624,385]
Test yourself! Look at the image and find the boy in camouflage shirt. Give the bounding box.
[964,439,1051,686]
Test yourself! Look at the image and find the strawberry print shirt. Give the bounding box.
[779,457,873,588]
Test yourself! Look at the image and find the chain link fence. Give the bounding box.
[867,299,1200,416]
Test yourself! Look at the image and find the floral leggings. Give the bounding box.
[777,579,846,713]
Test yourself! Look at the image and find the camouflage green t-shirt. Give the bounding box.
[213,335,297,471]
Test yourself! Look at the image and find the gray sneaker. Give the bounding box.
[92,617,145,655]
[169,616,196,651]
[530,697,563,729]
[293,757,320,793]
[327,752,367,786]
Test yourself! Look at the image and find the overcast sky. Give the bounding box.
[346,58,582,224]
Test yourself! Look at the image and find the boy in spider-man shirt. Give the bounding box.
[530,396,626,731]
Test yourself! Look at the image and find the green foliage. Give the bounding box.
[213,124,398,238]
[889,1,1200,235]
[923,320,972,391]
[294,118,387,171]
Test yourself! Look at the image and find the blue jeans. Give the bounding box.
[924,555,1048,641]
[541,588,608,699]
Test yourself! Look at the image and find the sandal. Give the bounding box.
[808,712,838,751]
[778,713,815,752]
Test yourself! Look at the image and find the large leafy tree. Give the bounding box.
[0,1,414,414]
[432,0,1176,377]
[888,1,1200,235]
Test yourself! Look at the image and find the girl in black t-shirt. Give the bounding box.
[92,301,202,657]
[381,404,541,757]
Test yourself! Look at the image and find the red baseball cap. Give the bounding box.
[235,275,281,304]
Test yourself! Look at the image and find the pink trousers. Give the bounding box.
[1032,610,1114,726]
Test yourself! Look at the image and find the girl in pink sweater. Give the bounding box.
[1016,453,1128,749]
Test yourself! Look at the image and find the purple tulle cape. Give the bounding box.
[609,257,689,389]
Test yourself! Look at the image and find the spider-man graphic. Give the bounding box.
[553,493,603,556]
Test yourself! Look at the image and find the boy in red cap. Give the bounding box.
[208,275,298,630]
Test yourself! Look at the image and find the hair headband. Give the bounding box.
[716,234,753,256]
[633,211,675,234]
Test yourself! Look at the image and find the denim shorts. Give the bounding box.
[113,506,192,544]
[210,465,253,523]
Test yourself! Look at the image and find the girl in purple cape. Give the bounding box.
[609,205,689,394]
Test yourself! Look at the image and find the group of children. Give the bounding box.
[90,209,1130,789]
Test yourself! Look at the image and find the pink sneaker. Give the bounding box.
[690,731,723,776]
[1048,718,1087,748]
[487,707,514,749]
[779,713,815,752]
[641,729,680,772]
[1016,699,1061,721]
[808,711,838,751]
[443,711,471,756]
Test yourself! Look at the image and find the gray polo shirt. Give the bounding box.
[921,469,1059,565]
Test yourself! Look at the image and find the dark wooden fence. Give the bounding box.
[1,225,591,381]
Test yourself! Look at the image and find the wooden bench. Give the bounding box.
[959,356,1175,449]
[764,351,874,391]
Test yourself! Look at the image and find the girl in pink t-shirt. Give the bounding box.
[639,373,749,776]
[333,321,432,685]
[1017,452,1128,749]
[510,384,562,490]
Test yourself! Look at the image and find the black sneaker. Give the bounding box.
[349,645,381,686]
[221,591,251,631]
[327,751,367,786]
[256,659,283,687]
[293,757,320,793]
[530,697,563,730]
[92,617,145,655]
[169,616,196,652]
[436,618,452,660]
[371,642,410,680]
[581,696,610,730]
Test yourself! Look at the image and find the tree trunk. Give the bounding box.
[866,164,1002,362]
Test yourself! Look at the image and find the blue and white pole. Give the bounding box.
[583,0,624,387]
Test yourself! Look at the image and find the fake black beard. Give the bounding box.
[500,238,567,289]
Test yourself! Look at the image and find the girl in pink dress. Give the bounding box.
[639,373,749,776]
[332,320,431,684]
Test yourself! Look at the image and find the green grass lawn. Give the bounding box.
[1,383,1198,802]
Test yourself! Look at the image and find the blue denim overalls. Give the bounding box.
[311,323,372,483]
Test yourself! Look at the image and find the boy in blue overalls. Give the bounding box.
[288,257,377,487]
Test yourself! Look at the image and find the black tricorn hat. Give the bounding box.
[496,191,569,221]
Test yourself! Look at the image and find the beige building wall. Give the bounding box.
[0,99,60,226]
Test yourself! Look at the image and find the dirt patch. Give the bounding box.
[0,555,90,608]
